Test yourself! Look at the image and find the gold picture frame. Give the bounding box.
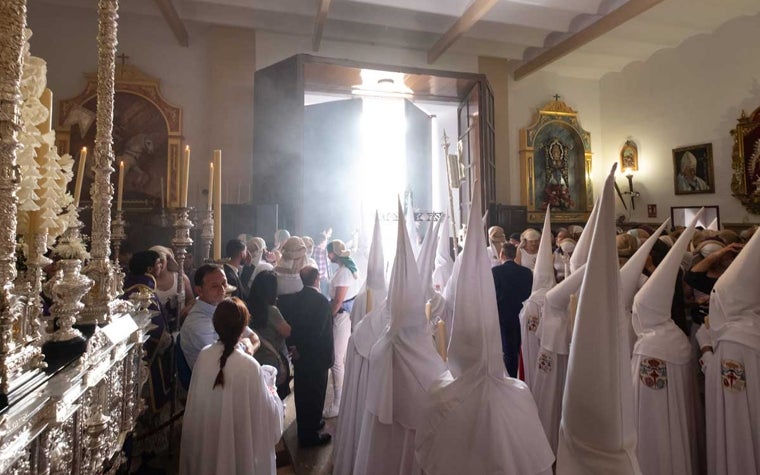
[730,106,760,214]
[672,143,714,195]
[620,139,638,172]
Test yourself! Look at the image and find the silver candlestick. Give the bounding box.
[200,208,214,263]
[111,209,126,297]
[171,207,194,319]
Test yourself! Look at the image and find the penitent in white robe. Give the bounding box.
[180,343,284,475]
[632,336,702,475]
[519,290,548,390]
[705,334,760,475]
[333,304,389,475]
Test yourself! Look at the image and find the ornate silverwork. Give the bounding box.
[82,0,120,325]
[47,259,92,342]
[171,206,193,316]
[200,208,214,262]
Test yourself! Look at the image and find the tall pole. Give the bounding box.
[442,131,459,257]
[82,0,119,325]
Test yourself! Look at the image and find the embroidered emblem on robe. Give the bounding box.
[721,359,746,392]
[639,358,667,389]
[527,313,539,333]
[537,351,553,373]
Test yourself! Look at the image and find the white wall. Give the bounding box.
[599,12,760,225]
[28,2,255,207]
[507,70,602,206]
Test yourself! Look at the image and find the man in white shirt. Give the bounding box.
[180,264,259,369]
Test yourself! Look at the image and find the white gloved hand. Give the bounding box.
[698,350,714,375]
[260,364,278,389]
[695,324,713,351]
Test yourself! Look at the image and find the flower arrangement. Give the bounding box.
[542,184,575,210]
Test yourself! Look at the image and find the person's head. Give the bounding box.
[680,151,698,179]
[302,236,314,257]
[300,266,320,288]
[488,226,506,250]
[148,245,179,277]
[274,229,291,249]
[249,270,278,329]
[500,242,517,261]
[225,239,246,264]
[558,238,576,256]
[212,297,250,388]
[327,239,350,264]
[508,233,521,246]
[277,236,307,274]
[247,237,267,264]
[129,250,162,277]
[555,228,569,246]
[522,228,541,253]
[616,233,638,259]
[194,264,227,305]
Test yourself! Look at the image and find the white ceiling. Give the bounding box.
[48,0,760,80]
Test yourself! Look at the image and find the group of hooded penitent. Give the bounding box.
[330,164,759,475]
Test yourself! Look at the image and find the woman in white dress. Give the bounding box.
[180,298,283,475]
[149,245,193,329]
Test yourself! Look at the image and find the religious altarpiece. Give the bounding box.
[519,98,593,223]
[731,105,760,214]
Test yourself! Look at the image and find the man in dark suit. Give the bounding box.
[492,242,533,377]
[223,238,249,299]
[278,266,334,447]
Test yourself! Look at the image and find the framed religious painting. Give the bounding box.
[519,97,593,223]
[672,143,714,195]
[620,139,638,172]
[730,106,760,214]
[56,63,183,210]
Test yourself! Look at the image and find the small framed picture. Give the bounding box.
[673,143,715,195]
[620,139,638,172]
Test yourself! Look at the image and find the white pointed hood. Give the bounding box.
[417,217,442,302]
[539,263,586,355]
[416,184,555,475]
[447,183,504,378]
[405,201,421,258]
[433,215,454,291]
[569,193,601,274]
[709,225,760,349]
[557,163,640,474]
[364,198,448,428]
[619,219,670,313]
[350,212,388,329]
[532,207,557,293]
[707,217,718,231]
[631,210,701,364]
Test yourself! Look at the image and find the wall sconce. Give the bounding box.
[623,168,641,210]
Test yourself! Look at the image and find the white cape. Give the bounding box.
[519,290,548,390]
[180,344,283,475]
[631,352,702,474]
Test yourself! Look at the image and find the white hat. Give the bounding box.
[559,238,576,254]
[416,183,555,475]
[364,197,447,427]
[631,210,702,364]
[619,219,670,314]
[522,228,541,241]
[433,214,454,290]
[569,194,600,273]
[366,211,387,295]
[532,207,557,293]
[557,163,640,474]
[709,225,760,341]
[417,217,442,302]
[540,263,586,355]
[350,211,388,330]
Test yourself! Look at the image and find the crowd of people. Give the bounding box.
[116,178,758,474]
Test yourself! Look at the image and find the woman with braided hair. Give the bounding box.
[180,298,284,475]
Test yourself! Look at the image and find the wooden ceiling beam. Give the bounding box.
[154,0,189,47]
[514,0,667,80]
[312,0,332,52]
[427,0,498,64]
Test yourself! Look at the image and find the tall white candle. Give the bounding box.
[213,150,222,260]
[117,160,125,211]
[181,145,190,207]
[207,162,214,211]
[74,147,87,207]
